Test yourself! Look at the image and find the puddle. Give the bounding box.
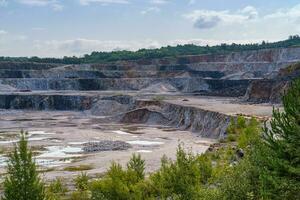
[155,137,171,140]
[68,142,87,145]
[0,152,75,168]
[136,150,153,153]
[0,155,8,167]
[113,130,131,135]
[49,139,63,143]
[68,141,99,145]
[0,137,50,144]
[0,139,19,144]
[28,131,56,136]
[127,140,164,146]
[36,159,72,168]
[0,130,55,144]
[28,137,51,142]
[37,146,83,158]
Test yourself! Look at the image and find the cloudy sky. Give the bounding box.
[0,0,300,57]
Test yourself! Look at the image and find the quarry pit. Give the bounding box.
[0,47,299,181]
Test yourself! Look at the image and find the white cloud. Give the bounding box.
[29,37,269,57]
[183,4,300,43]
[34,38,161,55]
[188,0,196,5]
[0,30,7,35]
[141,7,160,15]
[239,6,258,19]
[14,35,28,41]
[32,27,46,31]
[150,0,168,5]
[264,4,300,21]
[185,6,258,29]
[185,4,300,31]
[79,0,129,6]
[18,0,63,11]
[52,3,63,11]
[0,0,7,6]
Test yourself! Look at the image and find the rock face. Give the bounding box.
[0,48,299,138]
[120,100,231,138]
[245,62,300,103]
[1,47,300,96]
[0,94,93,110]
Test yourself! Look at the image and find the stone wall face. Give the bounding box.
[0,47,298,138]
[1,48,299,96]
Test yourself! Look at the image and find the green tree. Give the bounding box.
[2,131,46,200]
[126,153,145,182]
[150,144,213,200]
[90,154,150,200]
[90,162,130,200]
[74,172,89,191]
[220,79,300,200]
[46,178,68,200]
[257,79,300,199]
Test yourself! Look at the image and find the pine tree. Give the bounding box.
[126,153,145,181]
[260,79,300,199]
[2,131,46,200]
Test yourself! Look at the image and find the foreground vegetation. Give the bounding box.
[1,36,300,64]
[1,79,299,199]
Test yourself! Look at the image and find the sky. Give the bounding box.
[0,0,300,57]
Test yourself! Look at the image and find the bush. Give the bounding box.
[69,191,90,200]
[150,145,212,200]
[63,164,93,172]
[90,154,149,200]
[74,172,89,191]
[220,79,300,200]
[151,96,165,101]
[46,178,68,200]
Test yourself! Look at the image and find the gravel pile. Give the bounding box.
[83,140,132,152]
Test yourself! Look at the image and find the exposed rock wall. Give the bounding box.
[0,94,93,110]
[1,47,299,99]
[0,62,61,70]
[245,62,300,103]
[120,100,231,138]
[0,78,249,96]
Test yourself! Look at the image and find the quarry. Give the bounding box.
[0,47,299,182]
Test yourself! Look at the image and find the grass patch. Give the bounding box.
[151,95,166,101]
[63,164,94,172]
[38,167,56,173]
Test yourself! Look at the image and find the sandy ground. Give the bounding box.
[0,95,278,182]
[0,110,214,182]
[165,96,278,118]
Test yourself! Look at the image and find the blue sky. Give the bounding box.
[0,0,300,57]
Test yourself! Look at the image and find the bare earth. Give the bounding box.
[0,96,277,182]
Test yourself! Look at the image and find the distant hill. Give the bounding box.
[1,35,300,64]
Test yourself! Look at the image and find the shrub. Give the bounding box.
[151,96,165,101]
[46,177,68,200]
[126,153,145,182]
[2,131,46,200]
[69,191,90,200]
[150,145,212,200]
[74,172,89,191]
[63,164,93,172]
[90,162,130,200]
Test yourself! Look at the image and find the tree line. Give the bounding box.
[1,35,300,64]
